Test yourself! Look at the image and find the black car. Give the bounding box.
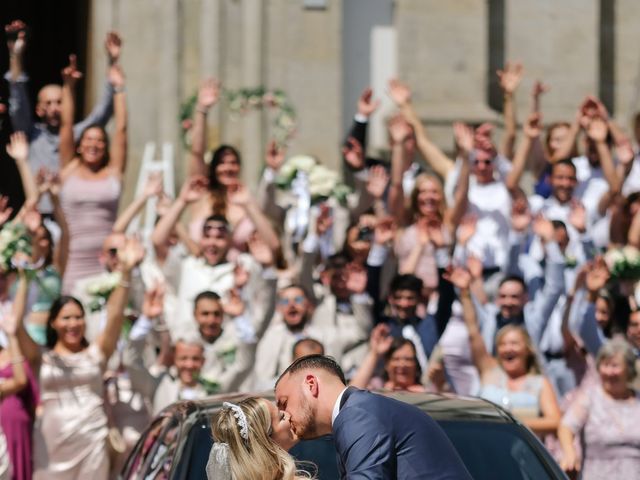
[120,391,567,479]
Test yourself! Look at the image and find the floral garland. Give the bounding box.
[179,87,297,149]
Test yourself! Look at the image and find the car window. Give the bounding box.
[438,421,558,480]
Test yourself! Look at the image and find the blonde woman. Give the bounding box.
[207,397,311,480]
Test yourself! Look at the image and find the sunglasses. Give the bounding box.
[203,224,229,235]
[473,159,493,166]
[277,296,306,306]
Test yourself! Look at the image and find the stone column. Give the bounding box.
[241,0,264,187]
[200,0,223,149]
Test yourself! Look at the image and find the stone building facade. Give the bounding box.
[83,0,640,198]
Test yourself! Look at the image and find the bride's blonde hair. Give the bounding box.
[211,397,304,480]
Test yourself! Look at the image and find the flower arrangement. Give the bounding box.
[179,86,297,149]
[85,272,122,312]
[603,246,640,280]
[276,155,351,205]
[0,222,32,273]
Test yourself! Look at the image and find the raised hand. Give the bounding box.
[388,78,411,106]
[585,257,610,293]
[531,80,550,100]
[117,237,146,272]
[466,255,483,280]
[369,323,393,356]
[523,112,543,139]
[457,214,477,246]
[345,263,368,294]
[248,234,274,266]
[178,175,209,204]
[453,122,474,156]
[443,265,472,291]
[6,131,29,163]
[586,117,608,143]
[315,202,333,236]
[5,20,27,57]
[265,139,285,171]
[342,136,364,170]
[0,196,13,226]
[61,54,83,86]
[374,216,396,246]
[197,77,221,111]
[533,214,554,243]
[142,283,165,319]
[497,61,524,95]
[104,31,123,65]
[222,288,245,317]
[357,87,380,117]
[511,197,531,233]
[233,263,250,289]
[143,172,164,198]
[108,64,125,89]
[388,114,412,145]
[615,139,635,167]
[366,165,389,200]
[568,201,587,234]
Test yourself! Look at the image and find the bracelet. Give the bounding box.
[10,356,25,365]
[118,280,131,288]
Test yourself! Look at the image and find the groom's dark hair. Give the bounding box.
[276,355,346,386]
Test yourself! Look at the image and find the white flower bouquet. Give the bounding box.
[0,223,32,273]
[86,272,122,312]
[276,155,351,205]
[603,246,640,280]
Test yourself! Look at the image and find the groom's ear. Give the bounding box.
[304,374,320,398]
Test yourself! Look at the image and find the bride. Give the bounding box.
[207,397,311,479]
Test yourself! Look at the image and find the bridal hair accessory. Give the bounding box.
[206,443,232,480]
[223,401,249,441]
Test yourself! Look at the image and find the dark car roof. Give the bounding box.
[169,391,515,423]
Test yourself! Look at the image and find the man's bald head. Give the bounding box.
[36,84,63,128]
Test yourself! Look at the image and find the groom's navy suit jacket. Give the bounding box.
[333,388,472,479]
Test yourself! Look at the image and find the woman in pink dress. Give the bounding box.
[558,338,640,479]
[10,239,143,480]
[58,56,127,294]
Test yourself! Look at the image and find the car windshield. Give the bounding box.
[174,416,561,480]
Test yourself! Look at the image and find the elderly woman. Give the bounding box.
[558,339,640,479]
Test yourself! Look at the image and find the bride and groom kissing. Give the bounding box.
[206,355,472,479]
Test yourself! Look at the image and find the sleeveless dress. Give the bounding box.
[33,345,109,480]
[0,361,39,480]
[60,175,120,294]
[479,367,543,419]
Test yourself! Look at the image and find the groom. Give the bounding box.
[275,355,472,479]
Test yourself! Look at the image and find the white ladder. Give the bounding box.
[127,142,176,243]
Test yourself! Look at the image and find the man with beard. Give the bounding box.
[249,284,369,390]
[275,355,472,479]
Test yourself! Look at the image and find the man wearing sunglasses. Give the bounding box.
[247,283,370,390]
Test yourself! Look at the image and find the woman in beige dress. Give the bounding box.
[11,238,144,480]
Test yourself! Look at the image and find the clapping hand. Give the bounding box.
[61,54,83,86]
[36,169,61,197]
[357,87,380,117]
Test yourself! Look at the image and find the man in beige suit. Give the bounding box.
[250,281,372,390]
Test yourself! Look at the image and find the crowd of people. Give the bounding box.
[0,19,639,480]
